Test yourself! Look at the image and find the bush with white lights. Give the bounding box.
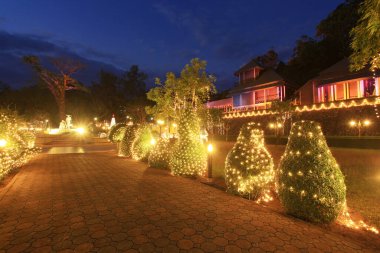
[277,120,346,223]
[131,124,154,161]
[119,125,137,157]
[225,122,274,199]
[170,107,207,177]
[148,138,176,169]
[108,123,127,143]
[0,110,40,180]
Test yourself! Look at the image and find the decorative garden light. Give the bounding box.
[150,138,157,145]
[76,127,86,135]
[48,128,60,135]
[94,117,98,121]
[348,119,371,137]
[0,139,7,148]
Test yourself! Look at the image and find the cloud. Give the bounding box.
[0,30,126,88]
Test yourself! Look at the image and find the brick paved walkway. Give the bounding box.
[0,152,379,252]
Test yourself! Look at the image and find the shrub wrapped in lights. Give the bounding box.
[108,123,127,143]
[131,125,154,161]
[277,120,346,223]
[0,110,40,180]
[170,107,207,177]
[119,125,137,157]
[148,138,177,169]
[225,122,274,200]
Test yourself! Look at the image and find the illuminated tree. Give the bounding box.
[146,58,216,122]
[108,123,127,143]
[23,55,86,120]
[148,138,176,169]
[170,107,207,177]
[131,125,154,161]
[119,125,137,157]
[277,120,346,223]
[350,0,380,71]
[225,122,274,200]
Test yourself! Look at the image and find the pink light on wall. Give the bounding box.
[360,80,365,97]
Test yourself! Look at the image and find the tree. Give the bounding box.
[277,120,346,223]
[23,55,86,120]
[146,58,216,122]
[270,100,294,136]
[350,0,380,71]
[91,70,123,118]
[121,65,147,100]
[225,122,274,200]
[254,49,279,69]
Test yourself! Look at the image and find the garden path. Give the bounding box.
[0,139,379,252]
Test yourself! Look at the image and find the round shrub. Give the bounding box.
[108,123,127,143]
[131,125,154,161]
[277,120,346,223]
[225,122,274,199]
[148,138,177,169]
[170,107,207,177]
[119,125,137,157]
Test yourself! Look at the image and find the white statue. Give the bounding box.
[66,115,72,129]
[110,114,116,128]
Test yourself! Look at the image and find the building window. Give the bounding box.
[241,92,253,106]
[233,95,241,107]
[364,78,376,97]
[266,87,279,101]
[335,83,345,100]
[348,81,359,99]
[255,90,265,104]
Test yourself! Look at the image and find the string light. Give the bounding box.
[223,97,380,119]
[225,122,275,201]
[131,125,155,161]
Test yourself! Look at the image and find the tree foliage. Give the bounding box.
[350,0,380,71]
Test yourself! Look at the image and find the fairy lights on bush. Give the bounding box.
[170,107,207,177]
[119,125,137,157]
[0,110,40,180]
[277,120,346,223]
[131,125,155,161]
[148,138,176,169]
[225,122,274,200]
[108,123,127,143]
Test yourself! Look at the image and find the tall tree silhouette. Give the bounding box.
[23,55,86,120]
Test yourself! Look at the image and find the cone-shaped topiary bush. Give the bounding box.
[131,125,154,161]
[225,122,274,199]
[277,120,346,223]
[170,107,207,177]
[119,125,137,157]
[148,138,177,169]
[108,123,127,143]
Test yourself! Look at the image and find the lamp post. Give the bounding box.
[349,119,371,137]
[207,143,213,178]
[268,122,283,136]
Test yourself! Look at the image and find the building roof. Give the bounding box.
[313,58,372,86]
[234,59,264,76]
[230,68,286,94]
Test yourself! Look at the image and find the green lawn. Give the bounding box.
[211,141,380,228]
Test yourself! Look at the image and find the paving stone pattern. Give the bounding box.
[0,152,379,252]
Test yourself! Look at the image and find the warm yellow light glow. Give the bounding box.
[0,139,7,147]
[363,119,371,126]
[76,127,85,135]
[349,120,357,127]
[207,143,213,153]
[94,117,98,121]
[277,123,282,128]
[269,123,275,129]
[172,123,177,127]
[49,128,60,135]
[150,138,157,145]
[157,119,165,125]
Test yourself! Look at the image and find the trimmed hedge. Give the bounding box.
[277,120,346,223]
[148,138,176,169]
[119,125,137,157]
[131,125,154,161]
[170,107,207,177]
[108,123,127,143]
[225,122,274,199]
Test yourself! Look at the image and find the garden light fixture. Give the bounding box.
[0,139,7,148]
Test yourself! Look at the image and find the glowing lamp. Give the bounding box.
[150,138,157,145]
[349,121,356,127]
[94,117,98,121]
[207,143,213,153]
[172,123,177,127]
[49,128,60,135]
[157,119,165,125]
[277,123,282,128]
[0,139,7,148]
[76,127,85,135]
[269,123,275,129]
[363,120,371,126]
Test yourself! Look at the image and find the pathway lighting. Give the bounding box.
[348,119,371,137]
[76,127,86,135]
[0,139,7,148]
[150,138,157,145]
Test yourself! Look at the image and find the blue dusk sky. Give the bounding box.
[0,0,343,90]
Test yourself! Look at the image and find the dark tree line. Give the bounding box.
[0,64,149,125]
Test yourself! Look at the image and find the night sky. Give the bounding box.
[0,0,343,90]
